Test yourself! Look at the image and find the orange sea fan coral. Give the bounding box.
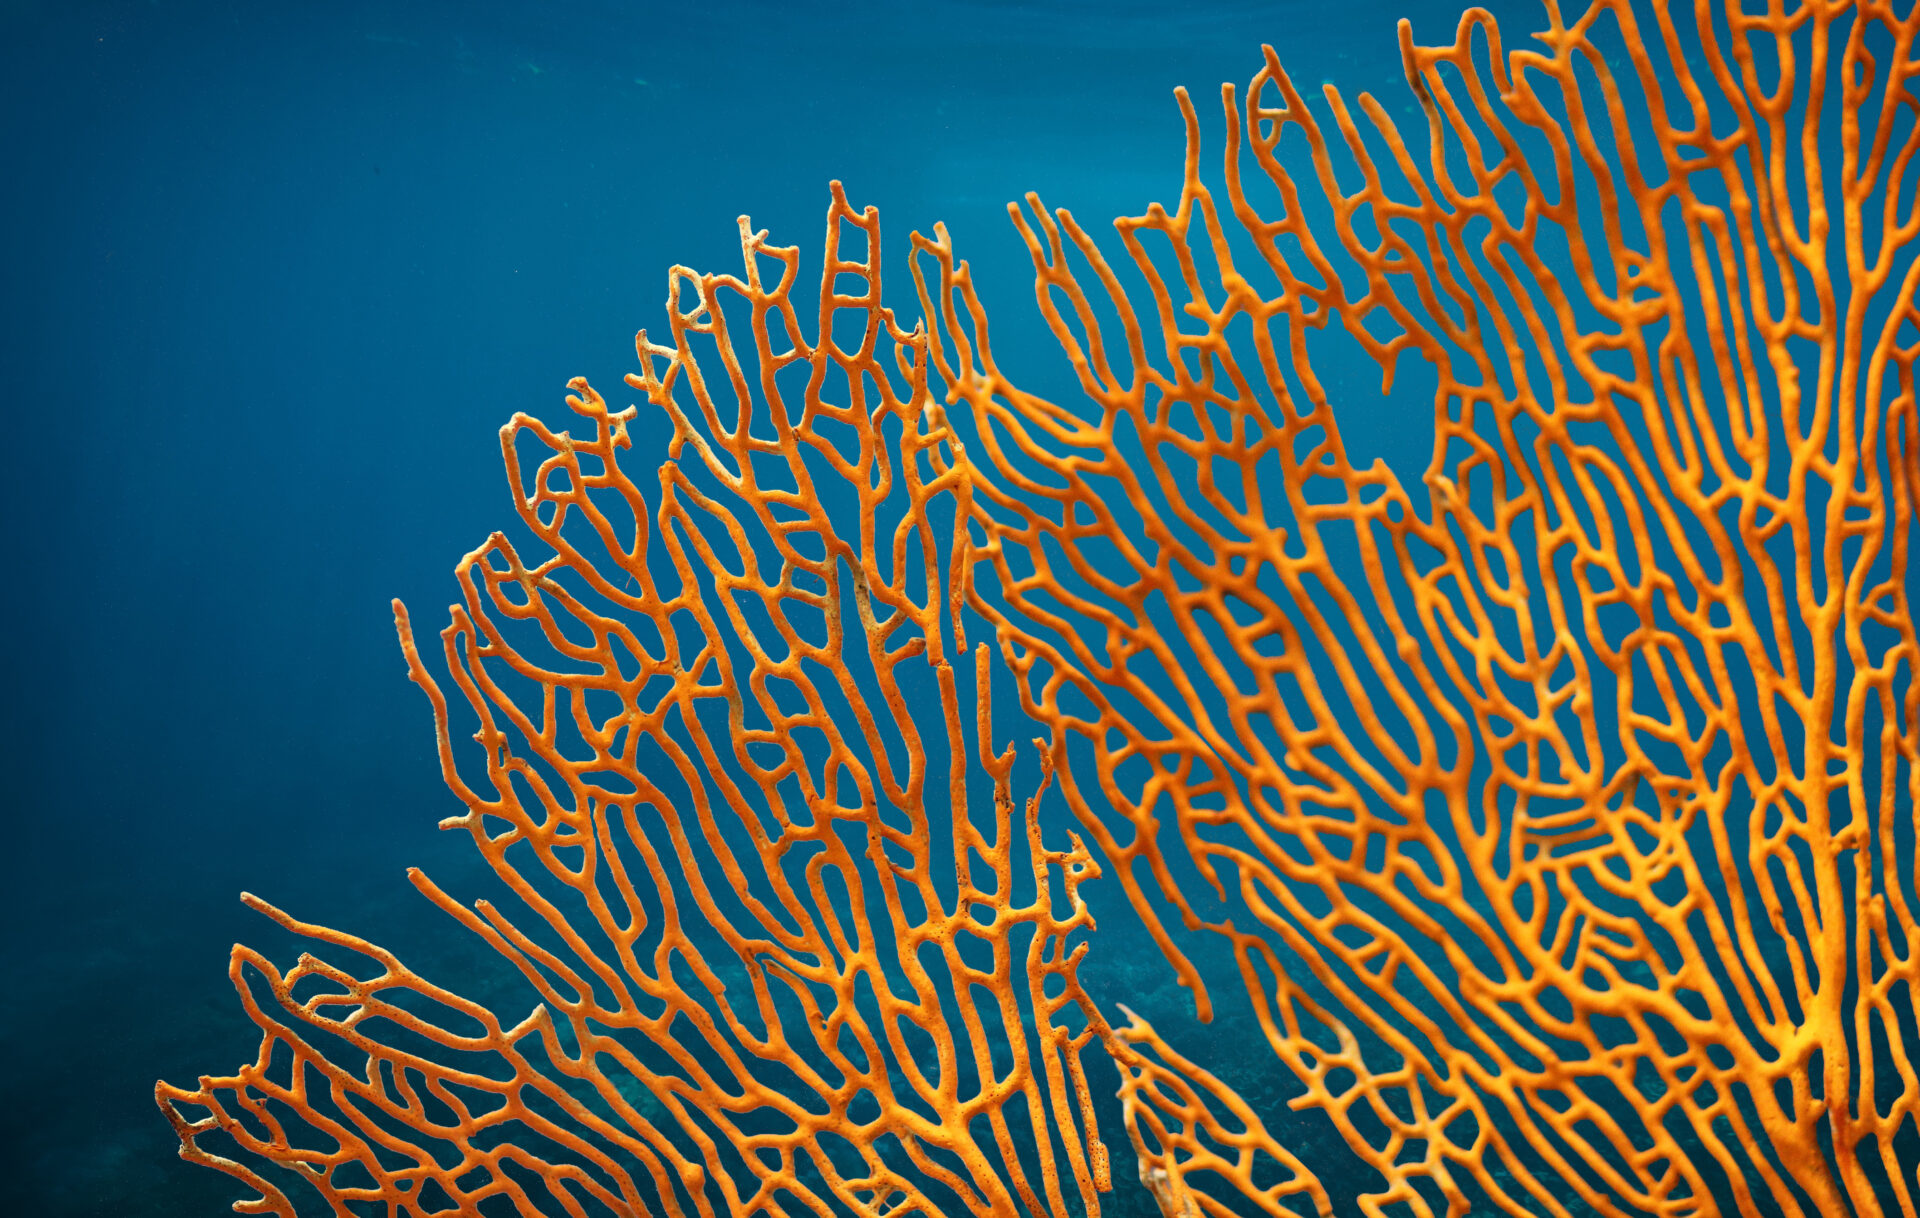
[161,0,1920,1216]
[909,0,1920,1214]
[156,189,1114,1218]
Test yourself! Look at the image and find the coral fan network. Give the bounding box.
[159,0,1920,1215]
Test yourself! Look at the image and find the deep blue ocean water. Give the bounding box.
[0,1,1832,1216]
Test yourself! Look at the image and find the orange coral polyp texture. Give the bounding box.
[159,1,1920,1216]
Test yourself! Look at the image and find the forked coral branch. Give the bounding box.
[162,2,1919,1215]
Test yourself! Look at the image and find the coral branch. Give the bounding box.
[163,1,1920,1215]
[160,186,1112,1218]
[914,1,1920,1215]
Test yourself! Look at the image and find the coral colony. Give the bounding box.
[160,2,1920,1215]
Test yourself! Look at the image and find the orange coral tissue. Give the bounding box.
[160,2,1920,1216]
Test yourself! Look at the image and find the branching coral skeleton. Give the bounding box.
[160,2,1920,1215]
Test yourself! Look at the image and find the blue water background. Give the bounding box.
[1,0,1628,1214]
